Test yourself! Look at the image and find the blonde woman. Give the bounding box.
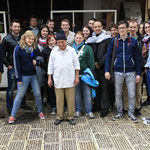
[8,30,45,124]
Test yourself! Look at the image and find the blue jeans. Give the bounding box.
[11,75,43,116]
[114,72,136,116]
[6,68,26,111]
[75,79,92,113]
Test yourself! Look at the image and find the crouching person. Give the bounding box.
[48,30,80,125]
[8,31,45,124]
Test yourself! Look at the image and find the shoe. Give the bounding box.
[21,105,32,110]
[114,113,123,119]
[142,100,150,106]
[67,119,76,125]
[54,119,62,125]
[39,112,46,119]
[143,120,150,125]
[43,97,47,103]
[0,112,5,118]
[100,109,109,118]
[135,109,141,116]
[51,110,56,115]
[128,115,138,123]
[74,111,81,117]
[142,117,150,121]
[86,112,95,119]
[8,116,15,124]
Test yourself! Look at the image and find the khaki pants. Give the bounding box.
[55,87,75,120]
[0,72,2,83]
[123,77,143,110]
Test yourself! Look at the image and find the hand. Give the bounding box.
[33,59,36,65]
[105,72,111,80]
[135,75,141,83]
[48,78,53,87]
[18,82,22,85]
[74,76,79,86]
[95,62,100,69]
[8,65,13,70]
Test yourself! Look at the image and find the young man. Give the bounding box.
[2,19,32,114]
[88,18,96,31]
[46,19,55,34]
[61,19,75,46]
[109,23,118,38]
[48,30,80,125]
[105,20,141,122]
[86,20,113,118]
[123,19,143,116]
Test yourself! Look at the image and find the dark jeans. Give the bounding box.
[6,68,26,111]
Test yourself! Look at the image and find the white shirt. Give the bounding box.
[48,45,80,88]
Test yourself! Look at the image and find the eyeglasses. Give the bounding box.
[145,26,150,29]
[118,27,126,30]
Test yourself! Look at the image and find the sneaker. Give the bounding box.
[128,115,138,123]
[114,113,122,119]
[87,112,95,119]
[54,119,62,125]
[142,117,150,121]
[51,110,56,115]
[39,112,46,119]
[74,111,81,117]
[8,116,15,124]
[67,119,76,125]
[43,97,47,103]
[143,120,150,125]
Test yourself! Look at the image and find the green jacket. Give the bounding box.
[76,45,95,75]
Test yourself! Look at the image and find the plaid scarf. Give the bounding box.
[142,35,150,57]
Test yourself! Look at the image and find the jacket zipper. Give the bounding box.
[123,41,125,73]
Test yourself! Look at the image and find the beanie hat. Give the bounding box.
[56,29,67,40]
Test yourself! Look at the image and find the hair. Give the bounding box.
[46,19,54,24]
[117,20,129,28]
[28,15,38,22]
[144,20,150,34]
[94,20,103,26]
[88,18,96,22]
[61,19,70,25]
[10,19,21,26]
[75,31,84,37]
[109,23,118,30]
[128,19,138,26]
[46,34,56,46]
[82,25,93,37]
[138,22,145,35]
[20,30,37,49]
[37,24,49,42]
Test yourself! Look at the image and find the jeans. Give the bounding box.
[147,69,150,96]
[114,72,136,116]
[75,79,92,114]
[6,68,26,111]
[11,75,43,116]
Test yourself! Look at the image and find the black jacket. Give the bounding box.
[2,34,21,67]
[88,38,112,71]
[0,44,4,72]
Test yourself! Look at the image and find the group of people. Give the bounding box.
[0,15,150,125]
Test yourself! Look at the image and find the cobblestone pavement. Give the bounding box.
[0,94,150,150]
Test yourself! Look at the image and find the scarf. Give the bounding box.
[23,45,33,54]
[38,38,46,52]
[72,41,85,51]
[142,35,150,57]
[86,30,111,44]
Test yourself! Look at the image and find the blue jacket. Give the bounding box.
[105,35,141,75]
[81,68,99,98]
[13,44,40,82]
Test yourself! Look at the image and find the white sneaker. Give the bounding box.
[87,112,95,119]
[143,120,150,125]
[114,113,122,119]
[74,111,81,117]
[128,115,138,123]
[142,117,150,121]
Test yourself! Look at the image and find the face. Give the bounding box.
[110,27,118,38]
[94,21,103,35]
[48,37,56,47]
[57,40,67,50]
[47,21,54,31]
[25,35,34,47]
[88,20,95,30]
[129,22,138,36]
[118,24,127,37]
[30,18,38,28]
[61,21,70,32]
[11,22,21,35]
[82,27,90,38]
[41,27,49,39]
[75,34,84,45]
[145,23,150,35]
[139,24,144,35]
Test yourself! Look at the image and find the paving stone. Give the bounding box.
[105,124,122,136]
[31,120,45,129]
[44,132,59,143]
[88,119,104,127]
[91,126,107,134]
[45,121,60,133]
[12,130,29,141]
[61,128,76,139]
[44,143,59,150]
[78,141,98,150]
[0,126,16,134]
[15,124,31,131]
[75,124,90,131]
[25,140,42,150]
[7,141,24,150]
[29,129,44,139]
[138,129,150,142]
[133,145,150,150]
[62,140,77,150]
[77,131,93,142]
[0,134,11,146]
